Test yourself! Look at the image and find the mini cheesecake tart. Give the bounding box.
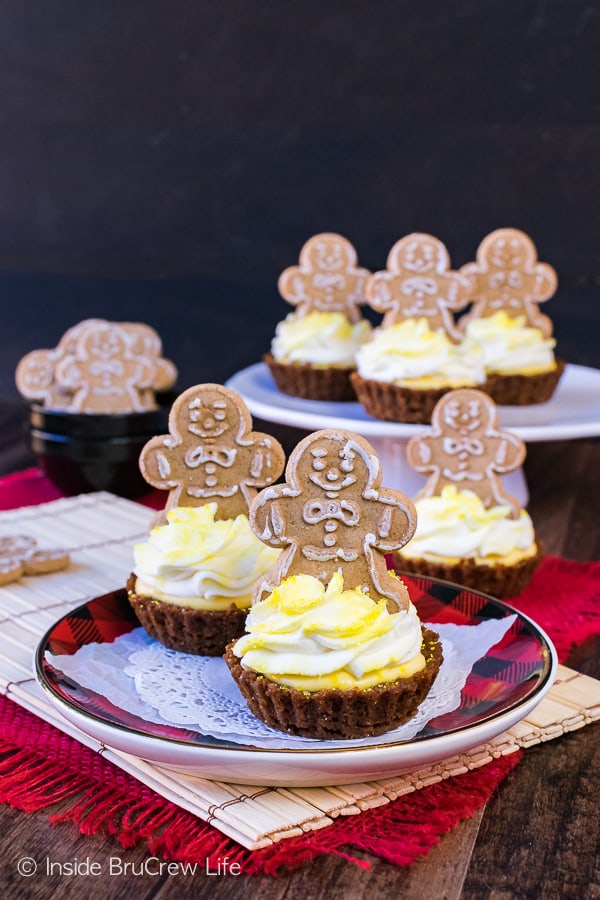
[265,311,372,402]
[393,486,542,598]
[224,572,443,739]
[127,505,279,656]
[352,319,486,423]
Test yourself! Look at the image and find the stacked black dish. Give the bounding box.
[27,398,173,498]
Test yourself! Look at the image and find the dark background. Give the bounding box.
[1,0,599,401]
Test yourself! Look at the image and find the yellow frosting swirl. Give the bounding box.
[271,311,371,367]
[396,486,537,564]
[133,505,280,611]
[355,318,485,387]
[232,571,425,691]
[461,311,556,375]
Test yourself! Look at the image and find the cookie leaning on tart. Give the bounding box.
[392,388,541,598]
[127,383,285,656]
[264,233,372,401]
[350,233,485,423]
[457,228,565,405]
[224,427,443,740]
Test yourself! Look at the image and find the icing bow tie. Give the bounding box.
[442,437,484,456]
[312,273,346,289]
[89,359,124,377]
[401,277,438,295]
[185,447,237,468]
[302,499,360,526]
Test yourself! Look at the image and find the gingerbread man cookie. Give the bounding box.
[366,233,471,340]
[16,319,177,413]
[459,228,557,337]
[0,535,70,585]
[15,349,69,409]
[277,233,371,323]
[406,388,526,516]
[139,383,286,520]
[249,429,417,611]
[15,320,107,408]
[55,321,157,413]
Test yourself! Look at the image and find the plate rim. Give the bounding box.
[226,361,600,442]
[35,578,558,763]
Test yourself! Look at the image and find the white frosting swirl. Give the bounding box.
[232,571,425,690]
[271,311,371,367]
[133,505,280,610]
[460,311,556,375]
[397,486,536,562]
[355,318,485,387]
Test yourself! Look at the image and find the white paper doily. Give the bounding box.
[47,616,515,751]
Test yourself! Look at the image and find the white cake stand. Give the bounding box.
[226,362,600,506]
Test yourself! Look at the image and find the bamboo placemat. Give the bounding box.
[0,492,598,851]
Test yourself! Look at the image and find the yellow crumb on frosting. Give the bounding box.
[397,485,537,564]
[133,504,280,610]
[461,311,557,375]
[271,311,371,367]
[233,571,426,691]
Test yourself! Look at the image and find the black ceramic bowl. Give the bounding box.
[28,393,174,439]
[29,427,154,498]
[25,394,175,498]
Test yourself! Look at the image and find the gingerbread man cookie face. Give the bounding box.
[460,228,557,337]
[139,384,285,521]
[250,429,417,611]
[277,233,371,323]
[55,322,156,413]
[406,388,526,516]
[365,234,471,340]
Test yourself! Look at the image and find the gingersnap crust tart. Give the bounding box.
[350,372,453,424]
[127,573,248,657]
[224,627,443,741]
[392,546,543,600]
[264,352,357,402]
[482,359,566,406]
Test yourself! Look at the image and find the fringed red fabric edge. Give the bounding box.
[0,695,522,874]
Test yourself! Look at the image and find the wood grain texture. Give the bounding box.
[0,407,597,898]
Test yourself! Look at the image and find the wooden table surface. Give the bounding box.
[0,401,598,900]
